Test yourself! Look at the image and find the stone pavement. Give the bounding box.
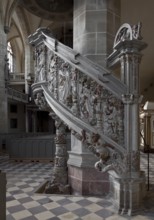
[0,152,154,220]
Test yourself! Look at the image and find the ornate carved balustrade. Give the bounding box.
[29,24,147,215]
[29,27,127,174]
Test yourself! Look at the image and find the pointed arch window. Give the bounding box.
[7,42,14,73]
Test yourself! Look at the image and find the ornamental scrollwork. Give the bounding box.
[95,149,130,177]
[33,41,124,148]
[94,150,140,176]
[72,129,127,176]
[55,134,66,145]
[114,22,142,47]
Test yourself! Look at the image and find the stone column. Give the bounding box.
[0,18,8,133]
[73,0,120,67]
[67,0,120,196]
[45,113,70,194]
[119,47,144,175]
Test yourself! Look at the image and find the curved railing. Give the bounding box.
[29,24,146,175]
[29,24,148,215]
[29,28,126,174]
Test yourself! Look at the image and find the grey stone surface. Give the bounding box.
[0,20,8,133]
[0,172,6,220]
[73,0,120,65]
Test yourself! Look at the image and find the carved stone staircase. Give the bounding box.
[28,24,147,215]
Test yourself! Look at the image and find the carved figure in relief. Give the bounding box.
[80,95,89,119]
[35,47,46,82]
[132,22,142,40]
[104,97,118,140]
[79,80,92,121]
[59,62,71,103]
[48,54,57,93]
[34,92,47,110]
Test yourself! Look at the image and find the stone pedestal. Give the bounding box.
[109,171,146,215]
[68,134,109,196]
[0,172,6,220]
[68,165,109,196]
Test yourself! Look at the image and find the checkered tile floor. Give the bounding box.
[0,153,154,220]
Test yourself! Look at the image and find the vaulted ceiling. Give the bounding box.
[18,0,73,21]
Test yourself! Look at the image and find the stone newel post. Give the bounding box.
[120,50,143,175]
[108,23,147,215]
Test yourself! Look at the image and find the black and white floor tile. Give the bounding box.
[0,153,154,220]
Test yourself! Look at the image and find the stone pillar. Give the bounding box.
[73,0,120,67]
[119,45,145,175]
[45,113,70,194]
[0,18,8,133]
[68,0,120,196]
[68,133,109,196]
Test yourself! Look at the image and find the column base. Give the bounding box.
[45,181,71,194]
[45,167,71,194]
[109,171,146,216]
[68,136,109,196]
[68,165,109,196]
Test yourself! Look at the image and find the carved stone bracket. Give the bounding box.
[34,91,49,111]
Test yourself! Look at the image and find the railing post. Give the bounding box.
[108,23,147,215]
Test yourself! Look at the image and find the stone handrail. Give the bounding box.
[29,28,127,99]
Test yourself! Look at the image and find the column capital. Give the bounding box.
[122,94,142,104]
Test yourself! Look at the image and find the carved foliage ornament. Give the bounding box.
[72,129,128,176]
[95,149,140,176]
[83,131,128,176]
